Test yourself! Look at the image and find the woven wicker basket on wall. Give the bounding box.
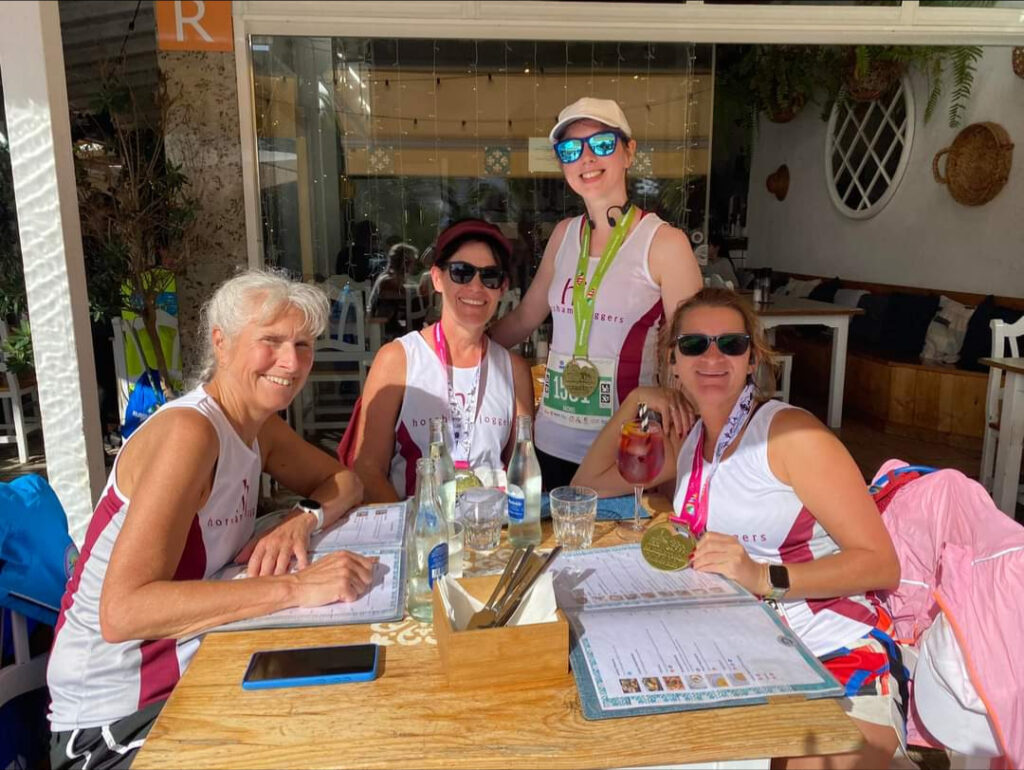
[932,122,1014,206]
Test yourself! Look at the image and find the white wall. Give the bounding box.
[745,47,1024,298]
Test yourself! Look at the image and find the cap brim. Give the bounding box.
[548,113,629,144]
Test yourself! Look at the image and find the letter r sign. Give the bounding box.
[155,0,233,52]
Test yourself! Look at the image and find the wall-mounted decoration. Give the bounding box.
[632,149,654,178]
[933,122,1014,207]
[367,146,394,174]
[1014,48,1024,80]
[766,165,790,202]
[483,146,511,176]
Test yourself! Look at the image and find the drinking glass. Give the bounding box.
[458,487,505,553]
[550,486,598,550]
[616,419,666,533]
[448,520,465,579]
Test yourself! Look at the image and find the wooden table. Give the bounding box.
[134,518,863,770]
[980,356,1024,516]
[755,297,863,430]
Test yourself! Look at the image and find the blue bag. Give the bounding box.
[122,369,167,440]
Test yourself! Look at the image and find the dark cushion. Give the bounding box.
[808,277,841,303]
[874,293,941,360]
[958,296,1024,371]
[849,292,888,350]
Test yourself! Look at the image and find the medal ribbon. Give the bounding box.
[571,205,637,359]
[432,322,484,470]
[673,383,757,536]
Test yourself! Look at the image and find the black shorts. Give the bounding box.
[50,700,165,770]
[536,447,579,491]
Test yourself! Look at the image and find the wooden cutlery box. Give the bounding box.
[432,574,569,688]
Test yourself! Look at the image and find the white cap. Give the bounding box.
[913,614,1001,757]
[549,97,632,143]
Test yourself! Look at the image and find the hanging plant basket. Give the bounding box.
[846,59,904,103]
[932,122,1014,207]
[766,92,807,124]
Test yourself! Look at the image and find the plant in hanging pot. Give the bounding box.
[724,45,829,126]
[828,45,984,128]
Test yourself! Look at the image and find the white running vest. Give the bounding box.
[389,331,515,498]
[536,213,666,463]
[48,386,261,730]
[672,400,879,657]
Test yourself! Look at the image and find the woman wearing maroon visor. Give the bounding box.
[351,219,535,502]
[491,97,702,488]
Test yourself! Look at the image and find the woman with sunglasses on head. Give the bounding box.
[351,219,535,502]
[490,97,702,489]
[574,288,905,770]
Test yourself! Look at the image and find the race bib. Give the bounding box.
[540,351,616,430]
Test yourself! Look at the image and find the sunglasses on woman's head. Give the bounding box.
[675,333,752,357]
[553,131,622,164]
[444,261,505,290]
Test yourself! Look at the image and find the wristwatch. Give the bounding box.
[295,498,325,534]
[764,564,790,601]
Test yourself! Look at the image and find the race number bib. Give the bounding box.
[540,351,616,430]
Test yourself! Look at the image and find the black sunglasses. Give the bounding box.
[443,261,505,290]
[675,333,752,357]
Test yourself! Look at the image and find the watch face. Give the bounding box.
[769,564,790,591]
[298,498,322,512]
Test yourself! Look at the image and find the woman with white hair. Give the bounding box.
[47,270,371,770]
[490,97,703,488]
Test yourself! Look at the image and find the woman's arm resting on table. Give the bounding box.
[352,340,406,504]
[648,226,703,319]
[99,410,375,643]
[503,352,536,463]
[232,413,365,577]
[572,386,686,497]
[692,408,900,598]
[489,218,569,348]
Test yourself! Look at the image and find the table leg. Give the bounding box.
[992,370,1024,516]
[827,320,850,430]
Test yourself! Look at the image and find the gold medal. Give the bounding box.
[640,521,696,571]
[563,358,599,399]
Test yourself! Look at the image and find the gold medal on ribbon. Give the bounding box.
[563,357,600,399]
[640,520,696,571]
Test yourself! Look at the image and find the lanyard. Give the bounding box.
[432,322,484,469]
[673,383,757,536]
[571,206,636,359]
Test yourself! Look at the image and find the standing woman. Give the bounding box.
[490,97,702,488]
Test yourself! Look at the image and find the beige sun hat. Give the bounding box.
[549,97,632,143]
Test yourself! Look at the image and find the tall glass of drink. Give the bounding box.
[616,419,665,533]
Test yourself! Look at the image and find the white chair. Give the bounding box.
[495,288,521,320]
[404,284,429,331]
[294,282,375,438]
[979,316,1024,493]
[111,310,183,426]
[756,352,793,403]
[0,320,41,464]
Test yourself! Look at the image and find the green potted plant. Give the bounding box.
[831,45,984,127]
[723,45,833,125]
[74,65,200,401]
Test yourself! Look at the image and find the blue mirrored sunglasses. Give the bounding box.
[553,131,622,164]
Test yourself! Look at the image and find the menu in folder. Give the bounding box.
[550,544,843,720]
[208,502,407,632]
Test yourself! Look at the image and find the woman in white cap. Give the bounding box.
[491,97,702,488]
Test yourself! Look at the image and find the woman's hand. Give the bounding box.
[234,510,316,577]
[628,386,695,440]
[292,551,377,606]
[691,531,765,596]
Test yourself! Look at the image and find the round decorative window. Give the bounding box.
[825,74,914,219]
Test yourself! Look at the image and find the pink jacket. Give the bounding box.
[873,460,1024,767]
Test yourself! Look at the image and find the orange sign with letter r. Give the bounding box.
[155,0,233,52]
